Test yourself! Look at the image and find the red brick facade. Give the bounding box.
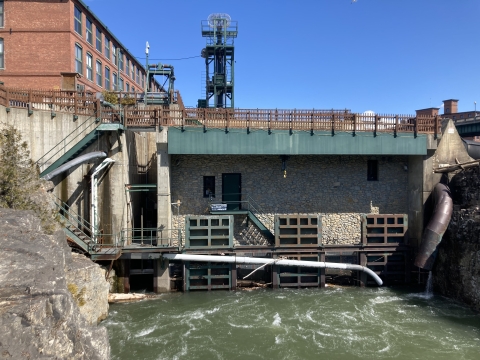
[0,0,157,93]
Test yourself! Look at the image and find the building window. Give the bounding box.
[132,86,135,93]
[0,1,4,28]
[86,53,93,81]
[74,6,82,35]
[96,60,102,86]
[105,67,110,90]
[141,74,145,89]
[125,58,129,77]
[136,68,140,84]
[367,160,378,181]
[96,28,102,52]
[460,114,464,119]
[119,51,124,72]
[0,38,4,69]
[203,176,215,198]
[112,72,118,90]
[75,44,83,75]
[131,64,135,80]
[119,77,124,91]
[112,44,117,66]
[86,18,93,44]
[126,83,129,92]
[453,116,456,120]
[104,37,110,60]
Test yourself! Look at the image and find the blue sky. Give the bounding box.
[84,0,479,115]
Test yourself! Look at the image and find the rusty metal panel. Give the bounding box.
[275,215,321,247]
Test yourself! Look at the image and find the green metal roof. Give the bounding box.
[168,127,428,155]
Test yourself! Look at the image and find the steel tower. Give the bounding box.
[200,13,237,108]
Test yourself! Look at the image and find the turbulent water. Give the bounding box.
[104,286,480,360]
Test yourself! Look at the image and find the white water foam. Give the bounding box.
[272,313,282,326]
[135,326,156,337]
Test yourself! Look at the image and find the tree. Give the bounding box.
[0,125,58,232]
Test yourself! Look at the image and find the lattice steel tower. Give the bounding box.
[200,13,237,108]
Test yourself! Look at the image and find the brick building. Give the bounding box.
[0,0,160,93]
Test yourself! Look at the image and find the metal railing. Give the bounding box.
[209,193,275,235]
[0,84,441,136]
[120,228,182,247]
[35,113,101,172]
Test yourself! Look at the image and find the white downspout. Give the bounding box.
[90,158,115,243]
[162,253,383,286]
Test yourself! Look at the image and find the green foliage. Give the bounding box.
[101,91,136,106]
[102,91,119,105]
[0,125,58,233]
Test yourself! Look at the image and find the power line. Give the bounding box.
[135,55,201,61]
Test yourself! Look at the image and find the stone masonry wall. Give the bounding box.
[171,155,409,245]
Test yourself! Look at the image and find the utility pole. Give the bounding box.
[145,41,149,106]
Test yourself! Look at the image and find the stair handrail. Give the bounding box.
[52,195,93,232]
[35,112,100,172]
[244,194,275,235]
[51,196,92,249]
[209,193,275,236]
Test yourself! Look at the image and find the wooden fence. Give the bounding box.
[0,85,441,135]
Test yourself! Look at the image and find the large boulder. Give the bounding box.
[0,208,110,359]
[434,167,480,312]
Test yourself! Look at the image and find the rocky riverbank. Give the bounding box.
[0,208,110,359]
[434,167,480,312]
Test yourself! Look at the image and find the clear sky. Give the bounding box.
[84,0,479,115]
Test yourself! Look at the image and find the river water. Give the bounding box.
[104,286,480,360]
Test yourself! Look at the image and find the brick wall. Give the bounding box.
[171,155,409,245]
[0,0,146,92]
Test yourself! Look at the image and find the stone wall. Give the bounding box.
[171,155,409,245]
[434,167,480,312]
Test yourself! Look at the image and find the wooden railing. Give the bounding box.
[0,85,441,135]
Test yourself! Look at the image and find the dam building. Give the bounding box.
[0,3,465,292]
[0,83,453,292]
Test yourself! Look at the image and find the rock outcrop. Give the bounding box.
[0,208,110,359]
[66,253,110,325]
[434,167,480,312]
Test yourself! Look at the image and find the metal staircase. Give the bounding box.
[53,197,93,253]
[210,194,275,242]
[36,114,124,178]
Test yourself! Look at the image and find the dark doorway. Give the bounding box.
[222,173,241,210]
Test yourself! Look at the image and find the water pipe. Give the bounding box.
[414,182,453,270]
[162,253,383,286]
[91,158,115,243]
[41,151,107,181]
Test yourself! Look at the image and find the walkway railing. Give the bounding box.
[210,193,275,236]
[121,228,183,247]
[0,84,441,135]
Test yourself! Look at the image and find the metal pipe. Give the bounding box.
[41,151,107,181]
[90,158,115,243]
[163,253,383,286]
[414,183,453,270]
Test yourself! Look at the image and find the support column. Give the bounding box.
[319,253,326,288]
[154,258,171,293]
[231,264,237,290]
[157,128,172,234]
[115,258,130,293]
[359,252,367,287]
[272,265,279,289]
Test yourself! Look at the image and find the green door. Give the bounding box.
[222,173,241,211]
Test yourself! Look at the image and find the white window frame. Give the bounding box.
[74,6,82,35]
[96,60,102,87]
[86,18,93,45]
[75,43,83,75]
[86,52,93,81]
[96,27,102,52]
[105,67,110,90]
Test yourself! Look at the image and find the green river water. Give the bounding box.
[104,286,480,360]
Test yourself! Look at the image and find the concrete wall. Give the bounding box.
[0,105,157,241]
[170,154,411,245]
